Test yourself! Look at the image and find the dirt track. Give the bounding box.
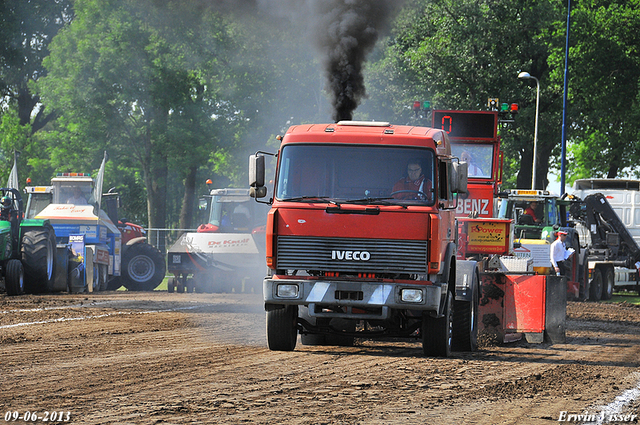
[1,291,639,425]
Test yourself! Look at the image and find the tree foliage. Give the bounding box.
[1,0,640,237]
[547,0,640,181]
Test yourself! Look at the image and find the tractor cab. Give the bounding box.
[498,189,570,241]
[197,188,267,233]
[51,174,96,207]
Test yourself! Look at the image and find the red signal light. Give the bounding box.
[412,101,421,111]
[510,103,518,113]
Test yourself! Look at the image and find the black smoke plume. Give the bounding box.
[312,0,403,122]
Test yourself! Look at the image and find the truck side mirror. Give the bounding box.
[249,154,266,199]
[450,162,468,194]
[249,154,265,188]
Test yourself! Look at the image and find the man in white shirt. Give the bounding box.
[550,230,573,276]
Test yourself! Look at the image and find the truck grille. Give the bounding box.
[276,236,428,274]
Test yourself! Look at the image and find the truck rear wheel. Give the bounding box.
[21,225,56,293]
[266,305,297,351]
[5,259,25,296]
[452,275,479,352]
[601,267,615,300]
[589,268,603,301]
[121,243,166,291]
[422,291,453,357]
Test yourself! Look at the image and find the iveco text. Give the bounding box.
[331,250,371,261]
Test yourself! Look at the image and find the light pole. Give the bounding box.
[518,71,540,190]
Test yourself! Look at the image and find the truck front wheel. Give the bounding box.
[422,290,453,357]
[21,225,56,293]
[121,243,166,291]
[601,267,615,300]
[266,305,298,351]
[589,268,603,301]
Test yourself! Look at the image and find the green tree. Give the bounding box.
[0,0,73,131]
[547,0,640,182]
[38,0,246,247]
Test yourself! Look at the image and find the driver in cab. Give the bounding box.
[392,159,432,201]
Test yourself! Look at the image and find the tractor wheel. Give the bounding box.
[21,225,56,294]
[167,276,175,293]
[266,305,298,351]
[422,291,453,357]
[5,259,25,296]
[601,267,615,300]
[589,268,603,301]
[452,273,479,352]
[121,243,166,291]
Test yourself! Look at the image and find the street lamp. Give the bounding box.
[518,71,540,190]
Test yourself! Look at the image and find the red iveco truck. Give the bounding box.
[249,120,481,357]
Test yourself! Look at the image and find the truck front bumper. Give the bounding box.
[264,277,445,319]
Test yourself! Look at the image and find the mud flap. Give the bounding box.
[545,275,567,344]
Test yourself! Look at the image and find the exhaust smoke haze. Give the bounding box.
[311,0,401,122]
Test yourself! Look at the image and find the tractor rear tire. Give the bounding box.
[21,225,56,294]
[121,243,166,291]
[5,259,25,296]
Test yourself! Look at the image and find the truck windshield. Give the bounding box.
[451,143,493,178]
[276,144,436,205]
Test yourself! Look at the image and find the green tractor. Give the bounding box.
[0,188,57,296]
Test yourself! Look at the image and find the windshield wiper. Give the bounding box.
[344,197,407,207]
[281,196,340,205]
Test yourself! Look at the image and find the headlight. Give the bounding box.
[276,284,299,298]
[401,288,423,303]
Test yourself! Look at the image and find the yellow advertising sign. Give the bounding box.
[467,220,509,254]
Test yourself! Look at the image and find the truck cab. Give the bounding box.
[250,121,477,357]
